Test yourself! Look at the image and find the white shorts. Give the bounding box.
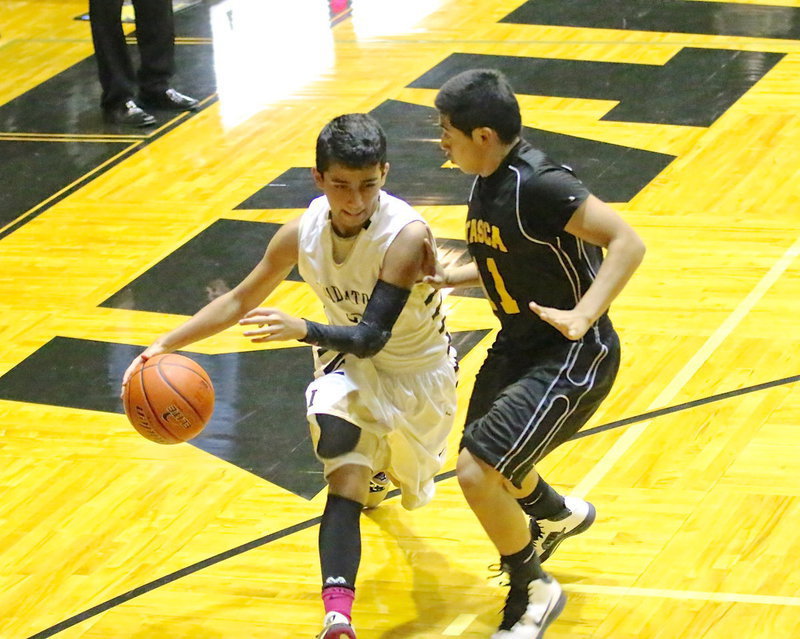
[305,353,457,510]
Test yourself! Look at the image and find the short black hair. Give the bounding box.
[434,69,521,144]
[316,113,387,172]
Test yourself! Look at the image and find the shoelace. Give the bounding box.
[530,518,545,543]
[488,561,516,586]
[488,562,529,631]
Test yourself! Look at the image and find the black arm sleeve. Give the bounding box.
[300,279,411,358]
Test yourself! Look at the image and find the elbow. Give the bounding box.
[352,339,388,359]
[620,230,646,267]
[633,234,646,266]
[351,327,391,358]
[353,345,382,359]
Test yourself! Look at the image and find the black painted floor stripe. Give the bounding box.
[27,518,321,639]
[0,144,141,239]
[0,133,146,141]
[574,374,800,441]
[0,96,217,241]
[26,372,798,638]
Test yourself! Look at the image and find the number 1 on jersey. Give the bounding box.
[486,258,520,314]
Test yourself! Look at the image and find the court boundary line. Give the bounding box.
[564,583,800,607]
[24,371,799,638]
[573,235,800,498]
[0,96,216,241]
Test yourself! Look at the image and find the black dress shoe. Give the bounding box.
[103,100,157,127]
[140,88,199,111]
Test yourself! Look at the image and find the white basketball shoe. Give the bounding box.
[491,574,566,639]
[532,496,596,562]
[318,611,356,639]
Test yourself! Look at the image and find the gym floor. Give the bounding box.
[0,1,799,637]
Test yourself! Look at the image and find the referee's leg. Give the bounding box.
[131,0,176,95]
[89,0,136,110]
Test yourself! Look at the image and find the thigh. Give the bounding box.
[462,331,621,487]
[306,372,389,479]
[381,361,457,509]
[464,347,524,427]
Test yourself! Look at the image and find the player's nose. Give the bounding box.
[349,190,364,209]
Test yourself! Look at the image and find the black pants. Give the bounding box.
[89,0,175,109]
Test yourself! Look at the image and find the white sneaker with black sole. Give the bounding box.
[532,496,596,563]
[491,574,566,639]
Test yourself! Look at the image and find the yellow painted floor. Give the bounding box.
[0,1,799,638]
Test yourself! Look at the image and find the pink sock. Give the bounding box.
[322,586,355,621]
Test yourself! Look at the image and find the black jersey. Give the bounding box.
[467,140,609,350]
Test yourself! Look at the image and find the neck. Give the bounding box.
[330,197,380,237]
[331,224,359,238]
[479,137,519,177]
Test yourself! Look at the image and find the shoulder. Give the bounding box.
[392,219,428,245]
[515,149,589,205]
[272,215,302,244]
[513,144,572,184]
[299,195,329,235]
[305,194,330,217]
[372,192,428,240]
[509,144,591,236]
[263,215,300,265]
[380,220,428,286]
[379,191,422,221]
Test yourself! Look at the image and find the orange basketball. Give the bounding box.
[123,353,215,444]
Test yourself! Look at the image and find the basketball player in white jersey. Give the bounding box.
[121,114,457,639]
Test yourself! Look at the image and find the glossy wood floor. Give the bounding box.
[1,1,799,638]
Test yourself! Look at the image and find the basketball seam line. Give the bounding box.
[149,360,212,384]
[139,363,181,443]
[155,357,207,434]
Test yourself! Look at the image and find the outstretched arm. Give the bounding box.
[121,217,300,389]
[530,195,645,340]
[420,231,481,290]
[423,260,482,290]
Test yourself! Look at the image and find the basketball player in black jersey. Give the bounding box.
[427,69,646,638]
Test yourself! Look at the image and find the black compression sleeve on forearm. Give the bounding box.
[301,279,411,358]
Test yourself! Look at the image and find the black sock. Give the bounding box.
[517,476,566,520]
[501,541,545,585]
[498,542,545,630]
[319,494,362,590]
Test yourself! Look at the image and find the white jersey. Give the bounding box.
[297,191,450,372]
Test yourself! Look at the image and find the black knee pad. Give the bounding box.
[315,414,361,459]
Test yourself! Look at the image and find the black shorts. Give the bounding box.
[461,323,621,487]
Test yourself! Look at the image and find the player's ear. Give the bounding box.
[311,167,324,189]
[473,126,496,146]
[380,162,390,183]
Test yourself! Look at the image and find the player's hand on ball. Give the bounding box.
[529,301,592,341]
[240,307,308,342]
[121,345,166,398]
